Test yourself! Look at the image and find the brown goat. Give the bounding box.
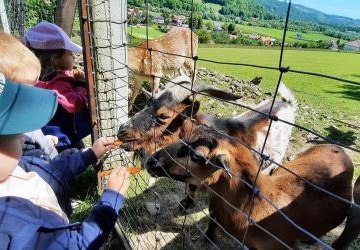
[128,28,198,111]
[145,125,355,250]
[118,77,296,208]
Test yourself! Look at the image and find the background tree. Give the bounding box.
[195,29,212,43]
[227,23,236,34]
[55,0,77,35]
[189,14,203,29]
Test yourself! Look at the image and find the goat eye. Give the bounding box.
[155,114,170,125]
[191,151,206,163]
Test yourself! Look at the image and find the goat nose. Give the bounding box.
[146,157,158,168]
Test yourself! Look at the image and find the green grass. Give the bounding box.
[198,47,360,121]
[236,24,345,44]
[204,3,222,13]
[198,46,360,177]
[128,26,165,40]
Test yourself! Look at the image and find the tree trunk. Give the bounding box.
[54,0,77,35]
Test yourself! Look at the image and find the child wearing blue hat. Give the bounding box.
[25,20,91,152]
[0,75,130,249]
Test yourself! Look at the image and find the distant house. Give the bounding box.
[344,39,360,51]
[248,33,260,40]
[172,15,186,26]
[213,22,223,32]
[153,16,165,24]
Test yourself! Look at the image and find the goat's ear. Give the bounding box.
[214,154,232,178]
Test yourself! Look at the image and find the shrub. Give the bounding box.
[195,29,212,44]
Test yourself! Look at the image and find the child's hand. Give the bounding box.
[92,137,116,158]
[72,68,85,81]
[106,167,130,196]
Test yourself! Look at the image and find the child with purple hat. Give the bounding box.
[25,20,91,152]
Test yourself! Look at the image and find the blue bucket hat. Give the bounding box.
[0,74,58,135]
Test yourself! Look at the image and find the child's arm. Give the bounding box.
[73,167,130,248]
[49,137,116,179]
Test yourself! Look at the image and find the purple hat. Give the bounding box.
[24,20,82,53]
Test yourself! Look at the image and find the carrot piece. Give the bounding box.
[113,140,123,146]
[99,170,112,177]
[99,167,141,177]
[127,166,141,174]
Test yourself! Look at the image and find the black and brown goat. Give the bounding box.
[117,76,296,207]
[145,125,356,250]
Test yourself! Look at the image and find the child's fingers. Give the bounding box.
[115,166,128,177]
[101,137,115,146]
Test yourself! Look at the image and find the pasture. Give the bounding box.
[198,47,360,121]
[198,47,360,172]
[128,26,165,40]
[235,24,346,44]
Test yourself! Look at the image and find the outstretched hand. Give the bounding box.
[106,167,130,196]
[92,137,116,158]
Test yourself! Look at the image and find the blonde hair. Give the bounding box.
[0,32,41,85]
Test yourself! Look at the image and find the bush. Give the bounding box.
[25,0,56,28]
[195,29,212,44]
[211,31,230,44]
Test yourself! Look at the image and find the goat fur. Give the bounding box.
[145,126,355,250]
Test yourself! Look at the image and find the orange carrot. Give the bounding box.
[127,166,141,174]
[112,140,123,146]
[99,167,141,177]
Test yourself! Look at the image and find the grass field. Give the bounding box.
[197,47,360,177]
[198,47,360,121]
[235,24,345,44]
[204,3,222,12]
[128,26,165,40]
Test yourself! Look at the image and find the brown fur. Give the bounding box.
[146,126,354,249]
[128,28,198,110]
[119,95,293,208]
[0,32,41,85]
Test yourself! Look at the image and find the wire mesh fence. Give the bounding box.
[2,0,56,36]
[82,0,360,249]
[80,0,360,249]
[3,0,360,249]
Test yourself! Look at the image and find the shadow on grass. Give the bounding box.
[325,84,360,102]
[308,125,357,146]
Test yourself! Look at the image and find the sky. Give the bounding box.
[290,0,360,19]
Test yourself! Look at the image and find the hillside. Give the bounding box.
[256,0,360,26]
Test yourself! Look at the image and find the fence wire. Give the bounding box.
[4,0,359,249]
[80,0,360,249]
